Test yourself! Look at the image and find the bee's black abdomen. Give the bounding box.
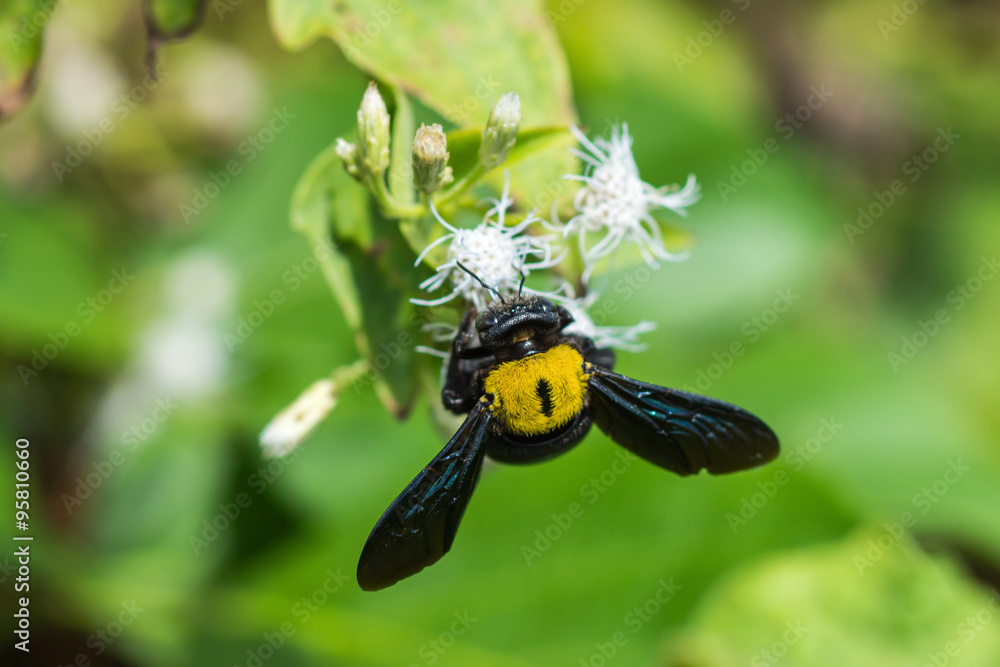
[485,410,593,464]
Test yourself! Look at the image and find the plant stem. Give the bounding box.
[371,173,425,218]
[432,163,486,208]
[331,359,371,388]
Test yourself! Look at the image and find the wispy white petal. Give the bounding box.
[411,171,561,309]
[554,286,657,352]
[563,123,698,274]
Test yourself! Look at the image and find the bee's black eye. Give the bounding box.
[476,311,497,330]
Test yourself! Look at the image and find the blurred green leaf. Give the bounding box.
[667,527,1000,667]
[0,0,47,121]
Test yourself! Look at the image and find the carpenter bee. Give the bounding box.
[357,266,779,591]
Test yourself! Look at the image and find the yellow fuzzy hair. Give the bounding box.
[483,344,589,437]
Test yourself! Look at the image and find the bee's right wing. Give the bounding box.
[357,400,494,591]
[587,366,779,476]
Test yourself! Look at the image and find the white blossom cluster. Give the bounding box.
[412,177,564,310]
[414,123,699,349]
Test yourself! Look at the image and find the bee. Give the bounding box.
[357,266,779,591]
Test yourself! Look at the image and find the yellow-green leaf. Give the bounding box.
[666,527,1000,667]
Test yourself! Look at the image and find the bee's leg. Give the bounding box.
[442,307,494,414]
[442,354,489,414]
[451,307,489,359]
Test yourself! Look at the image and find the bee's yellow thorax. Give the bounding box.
[482,344,589,437]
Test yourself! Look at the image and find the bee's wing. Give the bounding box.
[587,367,779,476]
[357,401,494,591]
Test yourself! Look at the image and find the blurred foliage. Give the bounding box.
[0,0,999,666]
[144,0,205,35]
[143,0,208,72]
[0,0,46,120]
[667,527,1000,666]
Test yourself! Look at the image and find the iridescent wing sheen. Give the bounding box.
[357,401,494,591]
[587,367,779,476]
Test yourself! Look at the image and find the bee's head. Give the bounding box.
[475,295,570,347]
[454,262,572,348]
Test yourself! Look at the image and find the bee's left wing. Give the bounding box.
[587,366,779,476]
[357,400,494,591]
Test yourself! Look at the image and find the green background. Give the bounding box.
[1,0,999,665]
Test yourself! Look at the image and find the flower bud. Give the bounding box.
[356,82,391,175]
[412,123,454,195]
[479,91,521,169]
[335,138,361,179]
[260,378,337,458]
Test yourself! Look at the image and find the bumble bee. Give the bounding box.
[357,267,779,591]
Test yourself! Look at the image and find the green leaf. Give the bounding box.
[444,125,576,202]
[269,0,575,124]
[290,140,425,417]
[329,161,374,249]
[0,0,47,122]
[666,527,1000,667]
[267,0,579,203]
[266,0,337,51]
[388,85,416,207]
[290,143,363,331]
[445,125,571,179]
[337,211,425,418]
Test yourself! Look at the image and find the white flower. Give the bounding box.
[259,379,337,458]
[556,287,657,352]
[564,123,700,276]
[412,174,564,309]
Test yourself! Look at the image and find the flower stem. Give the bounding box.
[432,163,485,208]
[369,160,494,219]
[371,174,425,218]
[330,359,370,388]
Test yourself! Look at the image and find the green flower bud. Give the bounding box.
[479,91,521,169]
[356,82,391,175]
[412,123,454,195]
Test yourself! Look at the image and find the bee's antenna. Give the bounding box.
[456,262,505,303]
[516,266,526,298]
